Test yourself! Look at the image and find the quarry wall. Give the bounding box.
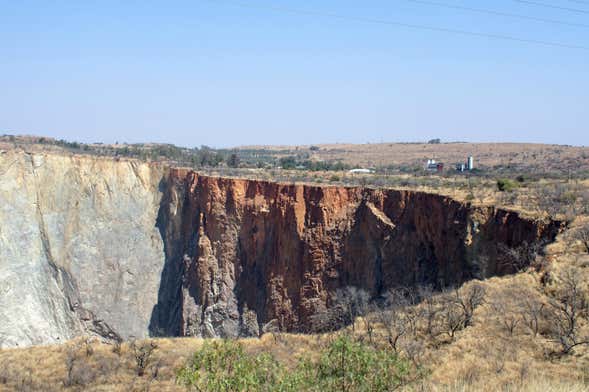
[0,151,563,347]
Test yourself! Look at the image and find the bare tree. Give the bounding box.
[307,287,370,333]
[498,241,543,273]
[130,340,159,377]
[377,287,413,353]
[63,345,79,387]
[489,286,528,337]
[491,299,522,337]
[574,225,589,254]
[504,313,521,337]
[332,286,370,332]
[417,285,442,339]
[404,339,425,367]
[521,296,545,337]
[309,308,345,333]
[361,305,379,344]
[61,341,97,388]
[378,308,409,353]
[383,287,413,309]
[453,284,486,328]
[402,288,420,337]
[385,285,413,304]
[442,303,464,340]
[438,284,486,340]
[546,268,589,354]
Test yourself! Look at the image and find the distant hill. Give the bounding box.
[2,134,588,176]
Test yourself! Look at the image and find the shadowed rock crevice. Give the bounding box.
[149,176,197,337]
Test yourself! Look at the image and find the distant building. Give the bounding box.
[467,156,474,170]
[425,159,444,173]
[348,168,374,174]
[456,156,475,172]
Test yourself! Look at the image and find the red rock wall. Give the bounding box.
[150,170,564,337]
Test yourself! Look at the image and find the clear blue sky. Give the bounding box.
[1,0,588,147]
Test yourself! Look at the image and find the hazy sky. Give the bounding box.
[1,0,588,147]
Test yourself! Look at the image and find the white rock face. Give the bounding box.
[0,151,166,347]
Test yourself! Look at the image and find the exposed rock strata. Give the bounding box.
[149,169,564,337]
[0,152,564,346]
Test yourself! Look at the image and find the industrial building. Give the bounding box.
[425,159,444,173]
[456,156,475,172]
[348,168,375,174]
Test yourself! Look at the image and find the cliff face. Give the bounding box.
[0,152,564,347]
[149,169,564,337]
[0,151,166,347]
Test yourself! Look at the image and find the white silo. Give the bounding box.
[467,156,474,170]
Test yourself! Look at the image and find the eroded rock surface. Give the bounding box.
[0,152,564,347]
[0,151,165,347]
[149,169,564,337]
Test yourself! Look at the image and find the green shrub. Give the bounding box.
[497,178,519,192]
[227,153,241,168]
[176,340,284,391]
[279,156,297,170]
[177,336,414,392]
[292,335,411,392]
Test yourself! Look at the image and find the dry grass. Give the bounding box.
[238,142,589,173]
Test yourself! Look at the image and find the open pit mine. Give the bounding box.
[0,151,563,347]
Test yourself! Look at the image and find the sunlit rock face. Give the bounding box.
[0,151,165,347]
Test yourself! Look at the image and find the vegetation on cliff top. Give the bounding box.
[3,134,589,222]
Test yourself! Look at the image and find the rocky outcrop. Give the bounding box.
[0,151,564,347]
[149,169,564,337]
[0,151,166,347]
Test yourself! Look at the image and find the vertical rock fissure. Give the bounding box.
[149,177,186,336]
